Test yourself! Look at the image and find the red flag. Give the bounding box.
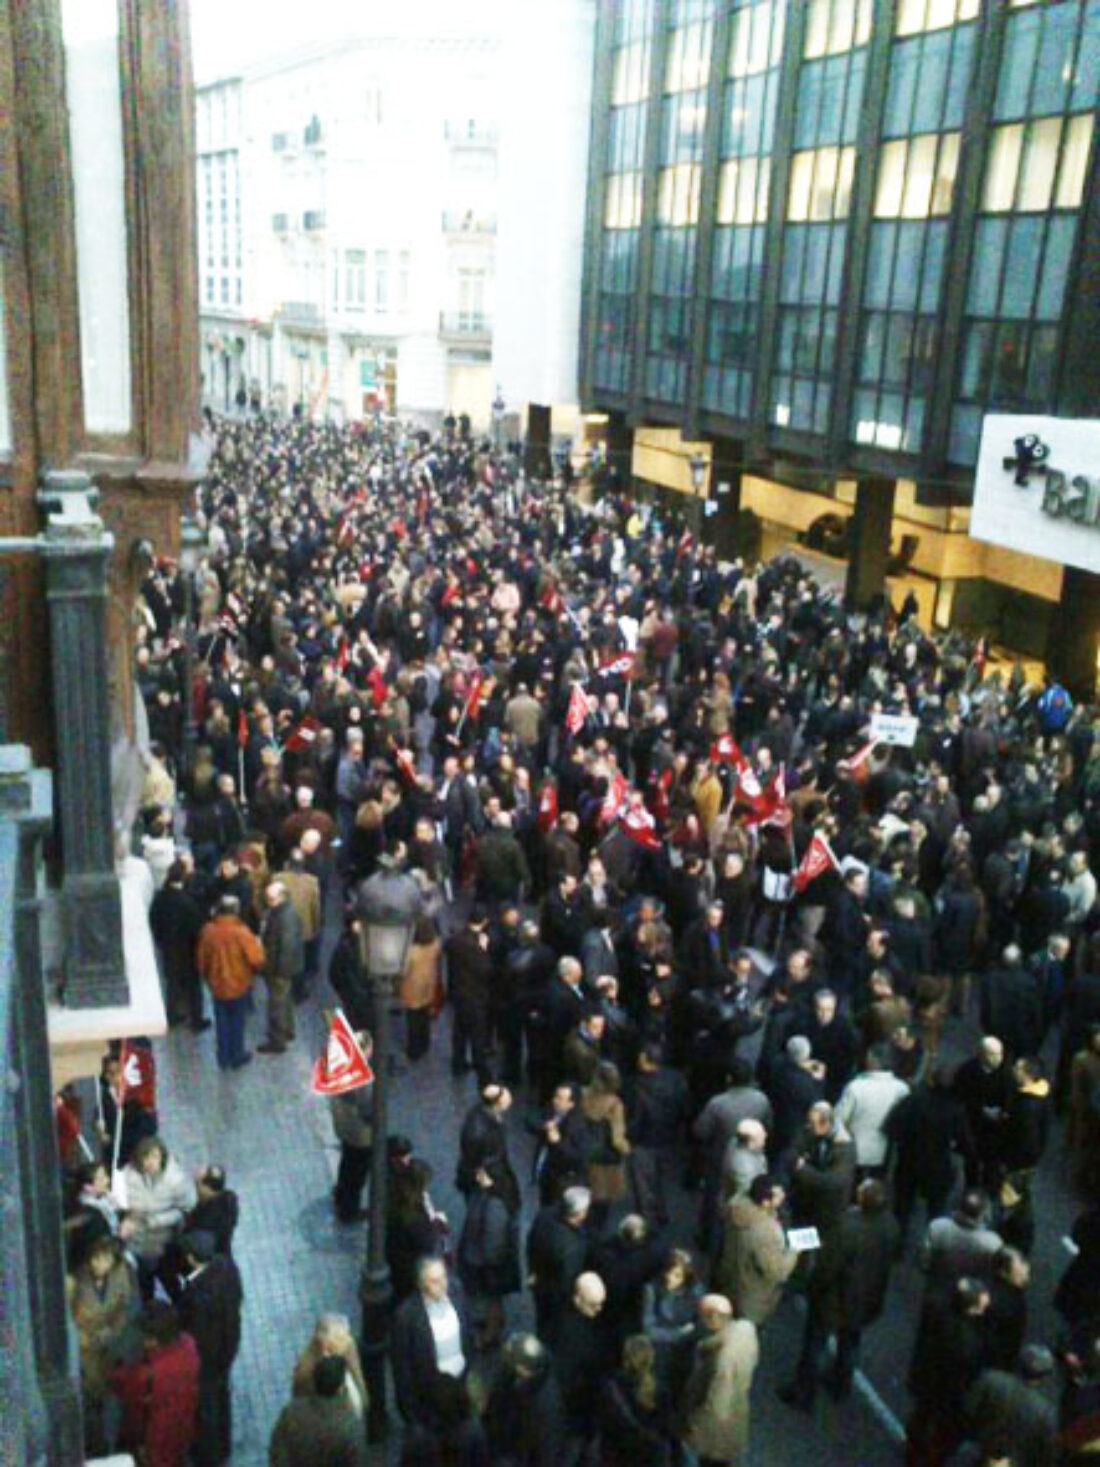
[367,665,388,709]
[391,741,418,788]
[710,733,743,766]
[237,708,249,749]
[440,581,462,609]
[284,714,321,752]
[760,768,793,831]
[117,1041,157,1112]
[311,1009,374,1096]
[335,636,350,674]
[463,672,485,722]
[596,652,635,680]
[536,781,559,833]
[539,582,564,616]
[337,514,355,548]
[565,683,589,736]
[792,831,840,893]
[619,801,662,852]
[839,738,878,786]
[743,767,791,828]
[600,771,629,825]
[649,766,672,822]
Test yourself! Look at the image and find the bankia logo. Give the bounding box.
[1002,433,1051,487]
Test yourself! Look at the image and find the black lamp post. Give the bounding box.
[356,856,422,1441]
[689,451,707,495]
[178,512,206,781]
[491,388,505,451]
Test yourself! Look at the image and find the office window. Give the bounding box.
[375,250,390,312]
[665,20,713,93]
[662,92,708,161]
[220,277,228,304]
[716,156,770,222]
[787,145,855,220]
[613,39,653,104]
[995,2,1096,121]
[605,172,645,227]
[895,0,979,34]
[874,132,960,217]
[345,249,366,307]
[885,22,977,138]
[457,268,485,327]
[205,276,214,303]
[803,0,873,58]
[729,0,784,76]
[608,102,647,170]
[983,114,1093,211]
[795,50,867,147]
[235,279,242,306]
[398,251,411,309]
[656,163,701,224]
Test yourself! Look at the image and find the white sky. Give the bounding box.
[189,0,516,82]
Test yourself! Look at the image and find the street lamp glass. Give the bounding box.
[356,868,420,984]
[179,515,205,575]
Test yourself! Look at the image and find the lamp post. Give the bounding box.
[356,856,422,1441]
[689,451,707,495]
[491,388,505,451]
[178,511,206,781]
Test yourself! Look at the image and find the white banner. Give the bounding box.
[972,414,1100,574]
[869,712,919,748]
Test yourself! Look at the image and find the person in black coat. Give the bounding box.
[390,1258,487,1464]
[820,869,870,991]
[546,1273,615,1452]
[767,1035,826,1160]
[445,908,494,1082]
[456,1157,521,1350]
[483,1333,568,1467]
[454,1086,519,1207]
[598,1335,675,1467]
[802,989,858,1104]
[534,958,588,1097]
[327,914,375,1034]
[150,863,208,1030]
[884,1068,966,1243]
[953,1035,1015,1188]
[177,1231,244,1467]
[779,1179,899,1408]
[980,944,1045,1060]
[627,1045,689,1226]
[185,1167,240,1259]
[529,1083,589,1205]
[525,1186,591,1336]
[906,1276,994,1465]
[589,1214,669,1355]
[539,873,592,959]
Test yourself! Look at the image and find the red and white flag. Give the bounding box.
[536,781,559,833]
[390,741,418,788]
[367,665,389,709]
[710,733,743,766]
[565,683,589,736]
[237,707,250,750]
[539,582,565,616]
[759,768,793,831]
[117,1040,157,1112]
[619,800,662,852]
[335,636,350,674]
[792,831,840,893]
[600,771,629,825]
[463,671,486,722]
[839,738,878,785]
[311,1009,374,1096]
[283,714,322,753]
[596,652,635,680]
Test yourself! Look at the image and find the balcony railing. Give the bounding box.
[442,210,497,236]
[439,312,492,339]
[282,300,321,324]
[302,210,325,231]
[443,120,498,146]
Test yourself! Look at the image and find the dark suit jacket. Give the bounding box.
[390,1286,476,1427]
[177,1257,243,1376]
[526,1206,589,1317]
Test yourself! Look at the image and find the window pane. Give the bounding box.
[960,321,994,398]
[902,134,937,217]
[1036,214,1074,318]
[968,217,1009,314]
[812,146,840,220]
[788,150,814,220]
[995,12,1040,120]
[1056,113,1094,207]
[1000,216,1042,316]
[864,222,896,306]
[805,0,830,58]
[875,139,907,217]
[835,146,856,217]
[895,0,926,35]
[1026,323,1059,403]
[931,131,960,214]
[983,124,1023,210]
[1018,115,1061,210]
[613,40,651,105]
[1031,3,1077,115]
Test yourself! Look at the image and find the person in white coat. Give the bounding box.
[834,1045,909,1177]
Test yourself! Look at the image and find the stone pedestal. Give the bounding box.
[38,470,127,1008]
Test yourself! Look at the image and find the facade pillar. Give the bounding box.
[2,744,84,1466]
[845,477,896,610]
[1048,566,1100,700]
[38,471,127,1008]
[706,436,743,560]
[525,403,552,479]
[606,411,634,492]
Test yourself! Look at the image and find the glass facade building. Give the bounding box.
[580,0,1100,491]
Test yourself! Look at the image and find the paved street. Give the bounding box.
[146,913,1081,1466]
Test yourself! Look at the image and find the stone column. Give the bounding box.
[708,437,744,561]
[38,471,127,1008]
[606,411,634,492]
[525,403,552,479]
[2,744,85,1466]
[845,477,896,611]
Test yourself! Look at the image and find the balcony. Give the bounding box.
[273,130,298,157]
[442,210,497,237]
[444,120,498,148]
[272,212,289,232]
[439,311,492,343]
[304,115,324,148]
[281,300,322,325]
[302,210,325,232]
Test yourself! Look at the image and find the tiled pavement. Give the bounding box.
[142,909,1081,1466]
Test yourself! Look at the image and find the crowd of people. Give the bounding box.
[58,409,1100,1466]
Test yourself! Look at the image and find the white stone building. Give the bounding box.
[197,21,506,427]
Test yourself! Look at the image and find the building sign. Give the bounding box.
[972,415,1100,574]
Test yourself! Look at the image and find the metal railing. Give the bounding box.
[438,311,492,337]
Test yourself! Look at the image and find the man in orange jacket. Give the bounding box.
[196,895,265,1070]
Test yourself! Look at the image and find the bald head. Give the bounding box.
[573,1272,607,1318]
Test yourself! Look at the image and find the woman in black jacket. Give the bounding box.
[597,1334,675,1467]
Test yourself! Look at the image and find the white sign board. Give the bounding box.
[869,712,919,747]
[972,415,1100,574]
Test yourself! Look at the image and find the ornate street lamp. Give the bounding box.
[689,451,707,494]
[356,854,422,1440]
[178,511,207,780]
[491,388,505,451]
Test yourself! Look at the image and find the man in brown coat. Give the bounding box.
[715,1175,797,1327]
[276,848,322,998]
[196,896,265,1069]
[680,1294,759,1465]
